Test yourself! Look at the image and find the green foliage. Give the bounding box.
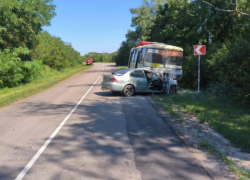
[153,91,250,151]
[114,41,132,66]
[0,65,91,108]
[207,38,250,104]
[130,0,168,41]
[0,47,44,87]
[114,0,168,66]
[82,52,116,63]
[0,0,84,89]
[32,31,82,70]
[118,0,250,104]
[0,0,56,50]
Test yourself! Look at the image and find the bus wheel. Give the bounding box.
[123,85,135,97]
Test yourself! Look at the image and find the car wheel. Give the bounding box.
[169,85,176,94]
[123,85,135,97]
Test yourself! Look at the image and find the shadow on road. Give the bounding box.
[67,84,101,88]
[94,91,152,97]
[7,95,212,180]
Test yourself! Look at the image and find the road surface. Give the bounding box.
[0,63,212,180]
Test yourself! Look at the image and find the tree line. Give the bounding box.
[115,0,250,104]
[82,52,117,63]
[0,0,83,88]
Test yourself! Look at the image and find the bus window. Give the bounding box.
[144,49,165,65]
[132,50,138,62]
[165,56,182,66]
[165,51,183,66]
[137,51,142,63]
[142,48,147,60]
[129,50,134,62]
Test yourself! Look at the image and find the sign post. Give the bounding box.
[194,45,206,92]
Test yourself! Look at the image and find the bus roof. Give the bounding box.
[135,43,183,52]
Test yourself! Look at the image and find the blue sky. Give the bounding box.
[43,0,143,56]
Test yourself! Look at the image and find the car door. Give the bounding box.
[130,70,147,92]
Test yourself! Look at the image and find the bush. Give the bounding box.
[31,32,82,70]
[207,38,250,104]
[0,47,44,88]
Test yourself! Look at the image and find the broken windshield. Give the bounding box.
[144,49,183,67]
[144,49,164,65]
[165,51,183,66]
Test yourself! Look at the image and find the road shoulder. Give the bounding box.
[145,95,238,180]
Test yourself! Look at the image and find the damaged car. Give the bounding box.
[101,68,177,96]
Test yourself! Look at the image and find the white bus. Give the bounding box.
[128,41,184,80]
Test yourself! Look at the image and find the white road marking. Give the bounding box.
[15,65,104,180]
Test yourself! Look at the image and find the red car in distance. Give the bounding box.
[85,58,93,65]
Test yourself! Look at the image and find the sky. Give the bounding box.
[43,0,143,56]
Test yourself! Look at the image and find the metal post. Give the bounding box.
[198,55,200,92]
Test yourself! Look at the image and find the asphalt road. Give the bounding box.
[0,63,212,180]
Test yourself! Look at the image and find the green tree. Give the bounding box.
[149,0,250,89]
[0,0,56,88]
[129,0,168,41]
[115,0,168,67]
[115,41,131,66]
[0,0,56,50]
[32,31,82,70]
[82,52,116,63]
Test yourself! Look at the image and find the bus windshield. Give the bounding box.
[144,49,183,67]
[165,51,183,66]
[144,49,164,66]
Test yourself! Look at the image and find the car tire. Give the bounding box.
[169,85,176,94]
[123,85,135,97]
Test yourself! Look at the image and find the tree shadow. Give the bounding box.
[68,84,101,88]
[13,96,213,180]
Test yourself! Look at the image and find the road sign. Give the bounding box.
[194,45,206,92]
[194,45,206,55]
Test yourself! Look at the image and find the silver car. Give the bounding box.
[101,68,177,96]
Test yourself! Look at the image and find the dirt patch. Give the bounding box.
[146,96,250,180]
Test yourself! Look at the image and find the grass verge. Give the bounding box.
[116,65,127,70]
[0,65,91,109]
[152,91,250,152]
[152,91,250,179]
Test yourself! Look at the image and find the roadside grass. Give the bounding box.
[152,91,250,152]
[152,91,250,179]
[0,65,91,109]
[116,65,127,70]
[199,139,250,180]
